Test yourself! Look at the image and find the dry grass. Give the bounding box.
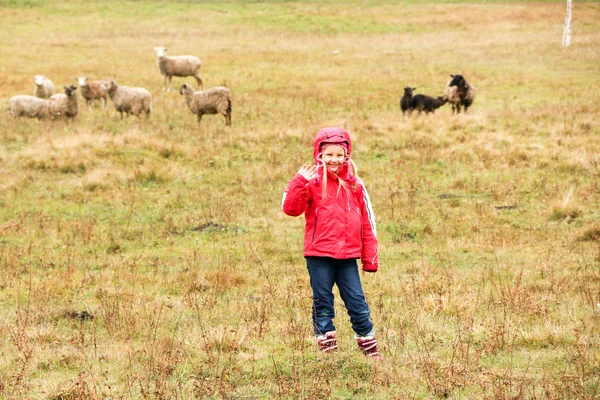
[1,1,600,399]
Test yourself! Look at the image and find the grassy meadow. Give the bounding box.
[1,0,600,398]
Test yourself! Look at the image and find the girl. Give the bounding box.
[282,127,382,359]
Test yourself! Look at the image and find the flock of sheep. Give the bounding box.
[8,46,474,125]
[400,74,476,115]
[7,47,232,126]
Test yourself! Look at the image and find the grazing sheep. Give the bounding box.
[445,74,475,114]
[400,87,416,115]
[179,83,231,126]
[33,75,54,99]
[77,77,109,110]
[49,85,79,120]
[411,94,448,114]
[8,95,49,119]
[101,80,152,119]
[154,46,203,92]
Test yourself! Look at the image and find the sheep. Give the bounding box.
[77,77,109,110]
[411,94,448,114]
[8,95,49,119]
[49,85,79,120]
[154,46,203,92]
[445,74,476,114]
[33,75,54,99]
[179,83,232,126]
[400,87,416,115]
[101,80,152,119]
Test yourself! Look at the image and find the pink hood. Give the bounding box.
[313,127,355,183]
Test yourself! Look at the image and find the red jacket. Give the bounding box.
[282,127,379,272]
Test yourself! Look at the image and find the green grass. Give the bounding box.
[1,0,600,399]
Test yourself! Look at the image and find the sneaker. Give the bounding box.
[316,331,338,353]
[356,336,383,360]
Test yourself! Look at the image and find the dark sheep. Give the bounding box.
[400,87,416,115]
[411,94,448,114]
[445,74,475,114]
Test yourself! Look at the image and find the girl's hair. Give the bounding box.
[321,157,358,200]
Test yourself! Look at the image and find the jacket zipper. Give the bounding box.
[312,208,318,242]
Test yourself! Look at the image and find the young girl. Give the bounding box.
[282,127,382,359]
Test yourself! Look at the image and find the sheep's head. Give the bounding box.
[403,87,416,96]
[65,85,77,96]
[34,75,45,86]
[100,80,116,93]
[154,46,167,58]
[77,77,88,87]
[180,83,193,95]
[437,96,448,105]
[448,74,467,88]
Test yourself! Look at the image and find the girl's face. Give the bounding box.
[322,145,345,174]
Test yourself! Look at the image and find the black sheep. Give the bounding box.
[411,94,448,114]
[445,74,476,114]
[400,87,416,115]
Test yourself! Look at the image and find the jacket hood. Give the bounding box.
[313,127,352,162]
[313,127,355,183]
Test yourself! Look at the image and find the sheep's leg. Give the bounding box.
[195,75,204,90]
[87,100,92,112]
[167,76,175,92]
[225,113,231,126]
[163,75,169,91]
[197,113,203,124]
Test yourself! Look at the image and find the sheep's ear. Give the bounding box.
[412,87,416,90]
[450,74,455,78]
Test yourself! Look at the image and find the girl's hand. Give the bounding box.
[298,164,317,181]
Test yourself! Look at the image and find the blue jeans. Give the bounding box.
[306,256,374,337]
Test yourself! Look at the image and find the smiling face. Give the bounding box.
[322,144,345,174]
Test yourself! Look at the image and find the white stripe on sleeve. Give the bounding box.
[357,179,377,237]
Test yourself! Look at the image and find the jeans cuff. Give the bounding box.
[354,328,375,339]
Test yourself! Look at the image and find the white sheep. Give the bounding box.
[179,83,232,126]
[33,75,54,99]
[154,46,203,92]
[101,80,152,119]
[49,85,79,120]
[8,95,49,119]
[77,77,109,110]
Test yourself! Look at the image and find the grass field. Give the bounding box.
[1,0,600,399]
